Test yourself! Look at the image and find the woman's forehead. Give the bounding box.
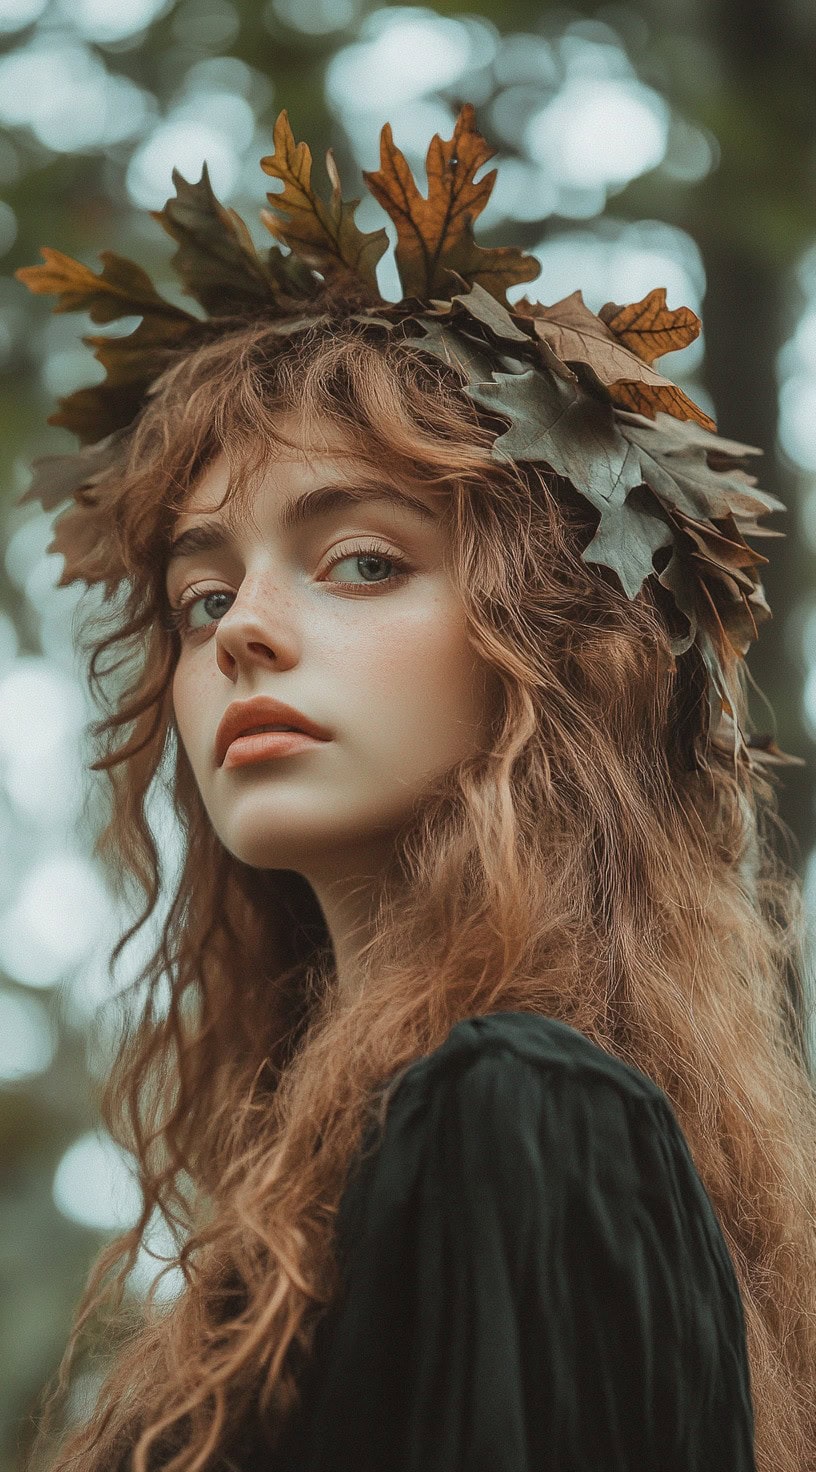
[173,437,445,533]
[181,419,379,515]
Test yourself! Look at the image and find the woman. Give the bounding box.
[18,108,816,1472]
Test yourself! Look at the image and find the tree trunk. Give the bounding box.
[700,0,814,861]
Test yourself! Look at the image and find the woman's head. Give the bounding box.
[32,311,816,1472]
[99,308,699,871]
[167,409,496,894]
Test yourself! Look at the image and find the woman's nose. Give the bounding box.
[213,583,299,680]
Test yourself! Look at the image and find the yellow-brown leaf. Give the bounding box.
[516,291,715,431]
[612,379,715,431]
[598,287,700,364]
[363,104,538,302]
[260,110,387,290]
[15,247,191,325]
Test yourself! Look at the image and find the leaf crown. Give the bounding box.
[15,104,797,774]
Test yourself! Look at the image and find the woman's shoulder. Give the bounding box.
[344,1011,731,1286]
[357,1008,696,1224]
[351,1012,740,1303]
[390,1009,671,1115]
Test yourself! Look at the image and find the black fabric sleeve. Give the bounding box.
[283,1044,757,1472]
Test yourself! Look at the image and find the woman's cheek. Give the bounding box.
[342,597,453,685]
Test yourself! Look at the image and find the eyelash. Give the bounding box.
[164,540,412,637]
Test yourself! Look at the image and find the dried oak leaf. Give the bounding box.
[15,246,194,326]
[49,376,150,445]
[403,318,498,389]
[514,291,715,431]
[51,353,194,442]
[657,515,774,647]
[55,310,200,445]
[363,104,540,303]
[260,110,388,292]
[673,510,770,664]
[16,246,200,443]
[464,366,673,600]
[614,411,784,524]
[48,492,126,592]
[696,622,741,740]
[598,287,700,364]
[86,316,193,389]
[679,509,769,591]
[151,164,284,315]
[613,412,782,663]
[428,282,532,347]
[19,429,130,512]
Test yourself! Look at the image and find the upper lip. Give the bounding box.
[215,697,331,766]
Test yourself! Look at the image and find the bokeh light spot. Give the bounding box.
[326,10,476,113]
[0,989,56,1082]
[0,612,18,673]
[0,855,112,989]
[779,377,816,473]
[268,0,357,33]
[519,220,705,319]
[171,0,240,49]
[126,92,255,206]
[127,1210,187,1300]
[526,77,669,191]
[53,1131,142,1232]
[0,655,89,816]
[54,0,173,43]
[0,37,152,152]
[0,0,48,32]
[0,200,17,256]
[0,656,85,756]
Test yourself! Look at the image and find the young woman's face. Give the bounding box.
[167,414,496,882]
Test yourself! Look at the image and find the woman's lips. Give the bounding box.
[222,730,325,770]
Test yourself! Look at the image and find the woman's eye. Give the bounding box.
[324,548,408,585]
[173,589,234,634]
[192,590,234,628]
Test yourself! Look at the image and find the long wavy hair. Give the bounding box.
[26,313,816,1472]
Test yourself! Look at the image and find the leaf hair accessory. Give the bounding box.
[16,104,799,775]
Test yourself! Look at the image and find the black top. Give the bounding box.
[268,1012,757,1471]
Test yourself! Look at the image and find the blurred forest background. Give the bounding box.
[1,0,815,1467]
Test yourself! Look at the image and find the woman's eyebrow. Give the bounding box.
[167,483,439,567]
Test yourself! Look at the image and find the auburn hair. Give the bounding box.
[25,313,816,1472]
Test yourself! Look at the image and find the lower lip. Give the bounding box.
[222,731,326,769]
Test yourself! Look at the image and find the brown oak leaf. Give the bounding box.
[428,282,531,345]
[19,429,130,511]
[260,110,388,291]
[598,287,700,364]
[16,246,200,444]
[50,375,158,445]
[15,247,193,326]
[82,315,196,399]
[403,318,499,392]
[48,494,126,592]
[674,508,769,657]
[63,313,198,444]
[363,104,539,302]
[614,411,784,523]
[515,290,715,431]
[151,164,280,315]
